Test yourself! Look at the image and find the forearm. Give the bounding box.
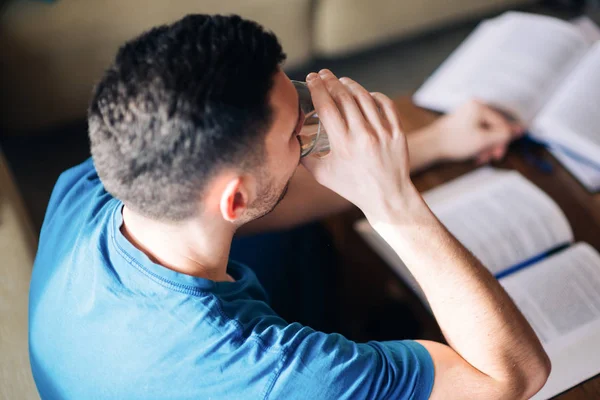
[407,121,445,173]
[370,189,549,395]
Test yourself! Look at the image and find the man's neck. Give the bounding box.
[120,206,235,282]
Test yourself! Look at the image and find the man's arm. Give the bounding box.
[374,199,550,399]
[301,70,550,399]
[409,99,523,172]
[239,98,522,235]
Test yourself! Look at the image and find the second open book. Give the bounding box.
[413,11,600,192]
[354,168,600,399]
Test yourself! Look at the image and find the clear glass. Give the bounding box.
[292,80,331,158]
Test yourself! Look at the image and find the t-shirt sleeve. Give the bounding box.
[45,157,97,213]
[266,330,434,400]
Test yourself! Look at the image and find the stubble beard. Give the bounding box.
[243,178,291,222]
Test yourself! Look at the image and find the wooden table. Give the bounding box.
[326,96,600,399]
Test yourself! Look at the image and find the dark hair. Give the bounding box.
[89,14,286,221]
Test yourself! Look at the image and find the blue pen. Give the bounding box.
[519,135,554,173]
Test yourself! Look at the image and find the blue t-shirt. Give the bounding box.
[29,158,434,399]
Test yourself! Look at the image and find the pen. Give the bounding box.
[519,135,554,173]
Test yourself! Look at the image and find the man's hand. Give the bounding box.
[433,99,524,163]
[239,92,525,234]
[300,70,419,224]
[301,70,550,400]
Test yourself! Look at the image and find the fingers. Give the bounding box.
[476,144,508,165]
[467,102,523,163]
[306,72,347,142]
[480,106,512,137]
[468,105,517,160]
[339,77,384,132]
[476,151,492,165]
[510,123,526,138]
[491,145,507,160]
[476,102,525,139]
[315,70,368,132]
[370,92,404,138]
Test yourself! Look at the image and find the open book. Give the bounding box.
[354,168,600,399]
[413,11,600,192]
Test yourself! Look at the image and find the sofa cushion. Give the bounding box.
[0,0,313,134]
[313,0,536,56]
[0,152,38,399]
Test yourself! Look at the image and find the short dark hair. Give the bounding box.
[89,14,286,221]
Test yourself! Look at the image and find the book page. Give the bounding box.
[354,168,500,304]
[419,167,497,205]
[423,169,573,276]
[550,148,600,193]
[354,169,574,303]
[500,243,600,399]
[414,11,589,122]
[532,42,600,164]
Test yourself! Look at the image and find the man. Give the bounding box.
[29,14,549,399]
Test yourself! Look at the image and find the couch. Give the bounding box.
[0,149,38,400]
[0,0,535,135]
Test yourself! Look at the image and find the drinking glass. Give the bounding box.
[292,80,331,158]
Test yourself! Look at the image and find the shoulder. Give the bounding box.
[51,157,105,208]
[42,157,113,232]
[36,157,116,269]
[207,281,433,400]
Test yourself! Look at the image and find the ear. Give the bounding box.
[219,177,249,223]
